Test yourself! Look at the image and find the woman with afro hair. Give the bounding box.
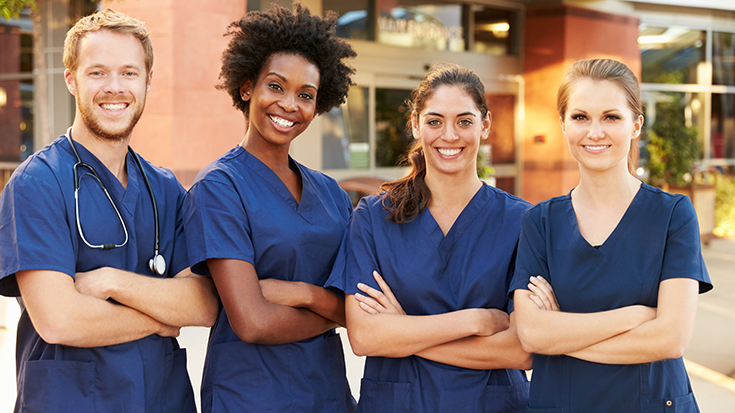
[182,4,357,412]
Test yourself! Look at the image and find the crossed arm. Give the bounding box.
[513,276,699,364]
[206,258,345,345]
[346,271,532,370]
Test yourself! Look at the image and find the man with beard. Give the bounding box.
[0,9,218,412]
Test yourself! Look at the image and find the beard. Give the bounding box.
[77,94,146,142]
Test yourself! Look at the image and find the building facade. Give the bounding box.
[1,0,734,203]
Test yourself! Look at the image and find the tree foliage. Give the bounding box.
[0,0,37,20]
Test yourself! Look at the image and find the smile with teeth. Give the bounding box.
[437,148,463,156]
[100,103,128,111]
[584,145,610,151]
[270,115,295,128]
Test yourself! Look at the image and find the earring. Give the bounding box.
[241,91,250,100]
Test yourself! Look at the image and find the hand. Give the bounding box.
[474,308,510,336]
[527,276,560,311]
[74,267,115,301]
[354,271,406,315]
[259,278,304,308]
[157,323,181,338]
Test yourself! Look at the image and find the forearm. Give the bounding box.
[416,328,532,370]
[83,268,218,327]
[229,302,337,345]
[260,279,346,326]
[346,296,485,358]
[514,290,652,355]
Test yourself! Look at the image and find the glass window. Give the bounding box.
[0,15,34,162]
[325,0,373,41]
[375,88,412,167]
[641,91,705,167]
[323,87,370,169]
[377,0,464,52]
[639,25,705,84]
[711,94,735,159]
[713,31,735,86]
[472,5,518,56]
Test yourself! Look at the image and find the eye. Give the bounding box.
[123,71,138,77]
[269,83,283,92]
[299,92,314,101]
[458,119,473,126]
[570,114,587,121]
[605,114,621,121]
[427,119,441,126]
[89,71,103,77]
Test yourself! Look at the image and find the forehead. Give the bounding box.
[421,85,478,114]
[259,52,320,88]
[76,29,146,70]
[568,78,628,108]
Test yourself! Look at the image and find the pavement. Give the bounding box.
[0,238,733,412]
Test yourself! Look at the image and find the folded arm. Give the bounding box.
[208,258,337,344]
[346,271,510,358]
[513,281,655,355]
[74,267,218,328]
[567,278,698,364]
[17,270,179,348]
[259,278,346,326]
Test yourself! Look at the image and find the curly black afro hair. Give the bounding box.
[217,4,356,116]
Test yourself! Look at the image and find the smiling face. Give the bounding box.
[65,29,151,142]
[241,53,320,152]
[561,78,643,175]
[412,85,490,179]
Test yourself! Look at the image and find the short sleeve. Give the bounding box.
[661,196,712,293]
[182,177,255,276]
[0,172,76,296]
[324,198,379,296]
[508,206,550,297]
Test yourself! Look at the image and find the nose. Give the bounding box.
[587,120,605,140]
[443,125,460,142]
[103,74,125,95]
[278,93,298,112]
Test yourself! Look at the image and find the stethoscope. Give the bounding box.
[65,127,166,276]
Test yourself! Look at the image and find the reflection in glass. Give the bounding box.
[0,80,34,161]
[472,5,517,56]
[713,32,735,86]
[375,88,412,168]
[377,0,463,51]
[639,25,705,84]
[640,91,704,166]
[711,94,735,159]
[324,0,373,41]
[323,87,370,169]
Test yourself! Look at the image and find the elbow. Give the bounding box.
[515,351,534,371]
[346,329,372,357]
[516,326,544,355]
[661,335,688,360]
[231,316,275,344]
[35,317,77,345]
[196,302,219,328]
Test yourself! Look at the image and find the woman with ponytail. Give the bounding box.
[327,64,531,412]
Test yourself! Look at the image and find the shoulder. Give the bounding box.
[132,152,185,196]
[189,147,245,189]
[522,193,569,219]
[638,182,691,210]
[294,160,343,192]
[5,138,72,192]
[482,184,532,212]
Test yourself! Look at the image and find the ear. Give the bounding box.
[411,112,420,140]
[481,111,492,140]
[240,80,252,102]
[559,116,567,139]
[64,69,77,96]
[146,69,153,94]
[633,115,644,139]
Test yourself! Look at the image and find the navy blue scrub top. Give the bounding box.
[0,136,195,413]
[326,184,531,413]
[183,146,356,413]
[509,183,712,413]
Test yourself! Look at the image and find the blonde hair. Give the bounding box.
[64,9,153,74]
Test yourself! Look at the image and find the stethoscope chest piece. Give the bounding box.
[149,253,166,276]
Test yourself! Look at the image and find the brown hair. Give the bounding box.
[557,58,643,173]
[381,63,488,223]
[64,9,153,74]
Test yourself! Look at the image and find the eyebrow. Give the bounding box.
[267,72,318,91]
[425,111,477,118]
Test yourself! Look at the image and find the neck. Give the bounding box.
[69,121,130,187]
[425,168,483,210]
[239,133,291,173]
[574,164,641,206]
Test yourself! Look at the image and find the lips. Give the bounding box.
[99,102,128,111]
[269,115,295,128]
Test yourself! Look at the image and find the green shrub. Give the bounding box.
[714,175,735,238]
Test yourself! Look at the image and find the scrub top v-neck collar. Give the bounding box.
[63,137,142,216]
[564,183,644,257]
[418,184,490,265]
[239,147,315,223]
